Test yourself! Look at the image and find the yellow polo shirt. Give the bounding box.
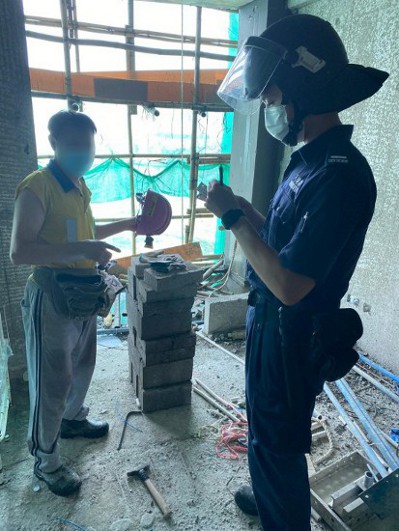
[16,161,96,269]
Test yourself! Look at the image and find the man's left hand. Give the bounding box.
[205,180,240,218]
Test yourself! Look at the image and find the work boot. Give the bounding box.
[60,418,109,439]
[34,465,82,497]
[234,484,259,516]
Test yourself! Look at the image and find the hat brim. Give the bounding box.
[311,64,389,114]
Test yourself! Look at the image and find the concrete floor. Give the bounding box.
[5,334,396,530]
[0,336,261,531]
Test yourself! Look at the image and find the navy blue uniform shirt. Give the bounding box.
[247,125,376,311]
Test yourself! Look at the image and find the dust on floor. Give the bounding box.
[1,336,258,531]
[4,333,395,531]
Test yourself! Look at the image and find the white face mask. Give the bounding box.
[264,104,290,143]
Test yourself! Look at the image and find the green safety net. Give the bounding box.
[84,157,230,202]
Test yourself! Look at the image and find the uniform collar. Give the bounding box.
[47,159,77,193]
[294,125,354,165]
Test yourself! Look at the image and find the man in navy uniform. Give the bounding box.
[205,14,388,530]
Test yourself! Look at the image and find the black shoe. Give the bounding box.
[61,418,109,439]
[34,465,81,497]
[235,485,259,516]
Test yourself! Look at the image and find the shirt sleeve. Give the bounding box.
[15,171,48,211]
[278,168,370,283]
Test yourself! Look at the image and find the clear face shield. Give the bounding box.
[217,37,288,115]
[218,36,327,115]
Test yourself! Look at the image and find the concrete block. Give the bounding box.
[131,354,194,389]
[126,288,194,327]
[130,300,192,340]
[128,333,195,366]
[137,296,194,317]
[128,261,151,300]
[126,291,135,331]
[143,263,203,293]
[203,293,249,335]
[138,381,192,413]
[137,279,198,303]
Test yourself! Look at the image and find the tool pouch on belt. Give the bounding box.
[279,306,363,411]
[309,308,362,384]
[32,268,121,320]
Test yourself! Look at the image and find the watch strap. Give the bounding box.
[221,209,245,230]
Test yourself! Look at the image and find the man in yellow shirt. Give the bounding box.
[10,110,137,496]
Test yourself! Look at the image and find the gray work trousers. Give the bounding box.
[22,279,97,473]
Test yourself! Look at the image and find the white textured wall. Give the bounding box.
[288,0,399,373]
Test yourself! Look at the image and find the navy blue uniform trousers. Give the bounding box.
[246,302,315,531]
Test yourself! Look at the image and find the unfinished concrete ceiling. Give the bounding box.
[142,0,251,10]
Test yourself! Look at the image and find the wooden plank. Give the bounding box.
[29,67,227,105]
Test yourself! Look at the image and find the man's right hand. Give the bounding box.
[80,240,121,265]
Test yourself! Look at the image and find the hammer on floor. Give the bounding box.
[127,464,172,517]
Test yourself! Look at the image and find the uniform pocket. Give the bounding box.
[269,192,297,248]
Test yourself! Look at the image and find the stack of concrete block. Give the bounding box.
[127,256,203,413]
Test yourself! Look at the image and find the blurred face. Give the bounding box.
[50,126,96,178]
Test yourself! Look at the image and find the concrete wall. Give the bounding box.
[286,0,399,373]
[227,0,286,287]
[0,0,37,377]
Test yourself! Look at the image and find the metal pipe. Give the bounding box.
[336,378,399,471]
[24,15,237,48]
[359,355,399,386]
[194,378,246,421]
[67,0,80,72]
[187,7,202,244]
[363,470,375,489]
[25,30,236,62]
[323,383,388,477]
[30,91,230,112]
[95,213,213,223]
[126,0,136,255]
[196,331,245,366]
[126,0,135,72]
[192,385,240,422]
[202,258,224,280]
[352,365,399,404]
[59,0,73,109]
[380,429,399,451]
[97,327,129,335]
[37,153,231,160]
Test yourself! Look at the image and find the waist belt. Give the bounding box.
[248,289,280,321]
[32,267,109,320]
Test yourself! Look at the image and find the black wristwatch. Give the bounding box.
[221,209,245,230]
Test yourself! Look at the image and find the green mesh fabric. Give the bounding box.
[83,158,230,203]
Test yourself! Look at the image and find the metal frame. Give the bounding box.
[25,15,237,49]
[29,1,236,249]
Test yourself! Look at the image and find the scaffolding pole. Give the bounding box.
[24,15,237,49]
[67,0,80,72]
[37,153,231,160]
[25,30,235,62]
[187,6,202,244]
[30,90,230,112]
[59,0,73,109]
[126,0,136,255]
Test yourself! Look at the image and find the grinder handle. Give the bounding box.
[144,478,172,517]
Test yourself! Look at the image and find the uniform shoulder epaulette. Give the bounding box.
[326,154,349,164]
